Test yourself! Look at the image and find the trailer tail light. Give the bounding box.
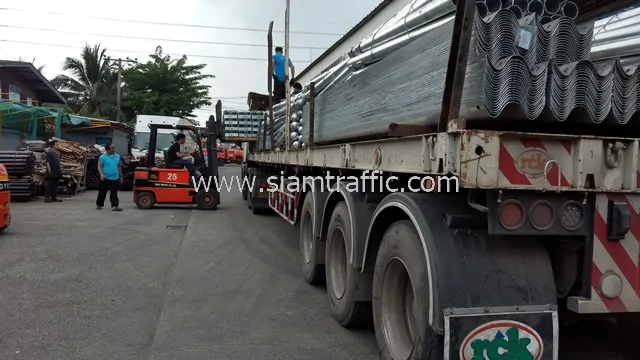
[498,200,525,230]
[559,200,583,231]
[529,200,554,231]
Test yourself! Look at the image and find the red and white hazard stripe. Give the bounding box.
[498,138,573,188]
[590,193,640,312]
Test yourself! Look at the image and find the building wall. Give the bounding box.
[297,0,412,85]
[0,68,41,105]
[62,127,130,155]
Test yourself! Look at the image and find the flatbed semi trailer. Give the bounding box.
[240,0,640,358]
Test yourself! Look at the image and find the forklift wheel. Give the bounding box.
[135,192,156,210]
[196,190,218,210]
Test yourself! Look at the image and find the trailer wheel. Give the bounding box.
[241,166,248,200]
[300,193,324,285]
[373,220,441,360]
[325,202,371,327]
[135,192,156,210]
[246,170,254,210]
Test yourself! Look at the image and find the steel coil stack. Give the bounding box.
[0,150,37,201]
[85,156,100,190]
[84,155,138,191]
[9,178,37,201]
[120,157,138,191]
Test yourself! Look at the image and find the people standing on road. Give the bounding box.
[44,140,62,203]
[167,133,197,178]
[96,143,123,211]
[272,46,295,104]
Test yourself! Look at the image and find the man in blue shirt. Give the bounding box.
[272,46,295,104]
[96,143,123,211]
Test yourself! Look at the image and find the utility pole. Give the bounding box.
[104,56,137,122]
[284,0,291,150]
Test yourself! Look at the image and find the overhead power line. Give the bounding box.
[0,39,311,63]
[0,8,343,36]
[0,24,329,50]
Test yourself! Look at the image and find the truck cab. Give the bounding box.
[132,115,196,164]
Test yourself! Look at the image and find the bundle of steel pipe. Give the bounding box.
[591,8,640,61]
[259,3,640,148]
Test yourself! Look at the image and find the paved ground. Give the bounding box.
[0,165,633,359]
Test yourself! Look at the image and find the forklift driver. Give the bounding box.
[167,133,197,178]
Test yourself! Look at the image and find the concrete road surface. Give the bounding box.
[0,165,633,359]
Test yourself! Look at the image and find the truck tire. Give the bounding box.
[325,202,372,328]
[300,193,325,285]
[241,166,248,201]
[373,220,441,360]
[372,218,557,360]
[246,170,254,210]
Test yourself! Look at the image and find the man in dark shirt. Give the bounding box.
[167,133,196,177]
[45,140,62,203]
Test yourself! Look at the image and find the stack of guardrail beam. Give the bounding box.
[256,1,640,149]
[591,8,640,124]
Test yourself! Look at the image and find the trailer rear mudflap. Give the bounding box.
[444,305,558,360]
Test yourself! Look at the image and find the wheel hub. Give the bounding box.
[381,257,416,360]
[329,228,347,300]
[302,211,313,264]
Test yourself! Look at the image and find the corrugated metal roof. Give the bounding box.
[0,60,67,104]
[295,0,393,81]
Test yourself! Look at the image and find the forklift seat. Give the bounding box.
[163,150,185,169]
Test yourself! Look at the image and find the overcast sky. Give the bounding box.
[0,0,382,125]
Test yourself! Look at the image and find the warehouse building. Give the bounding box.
[295,0,413,85]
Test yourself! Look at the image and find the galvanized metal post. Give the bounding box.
[438,0,475,131]
[284,0,291,150]
[267,21,275,149]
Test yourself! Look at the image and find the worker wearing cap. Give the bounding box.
[292,82,303,95]
[272,46,295,104]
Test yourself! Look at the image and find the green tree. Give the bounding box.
[121,46,213,123]
[50,44,118,118]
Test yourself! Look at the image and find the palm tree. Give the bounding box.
[16,57,45,72]
[50,44,118,118]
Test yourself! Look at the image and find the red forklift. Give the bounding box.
[133,115,224,210]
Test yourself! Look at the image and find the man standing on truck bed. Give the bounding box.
[272,46,295,104]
